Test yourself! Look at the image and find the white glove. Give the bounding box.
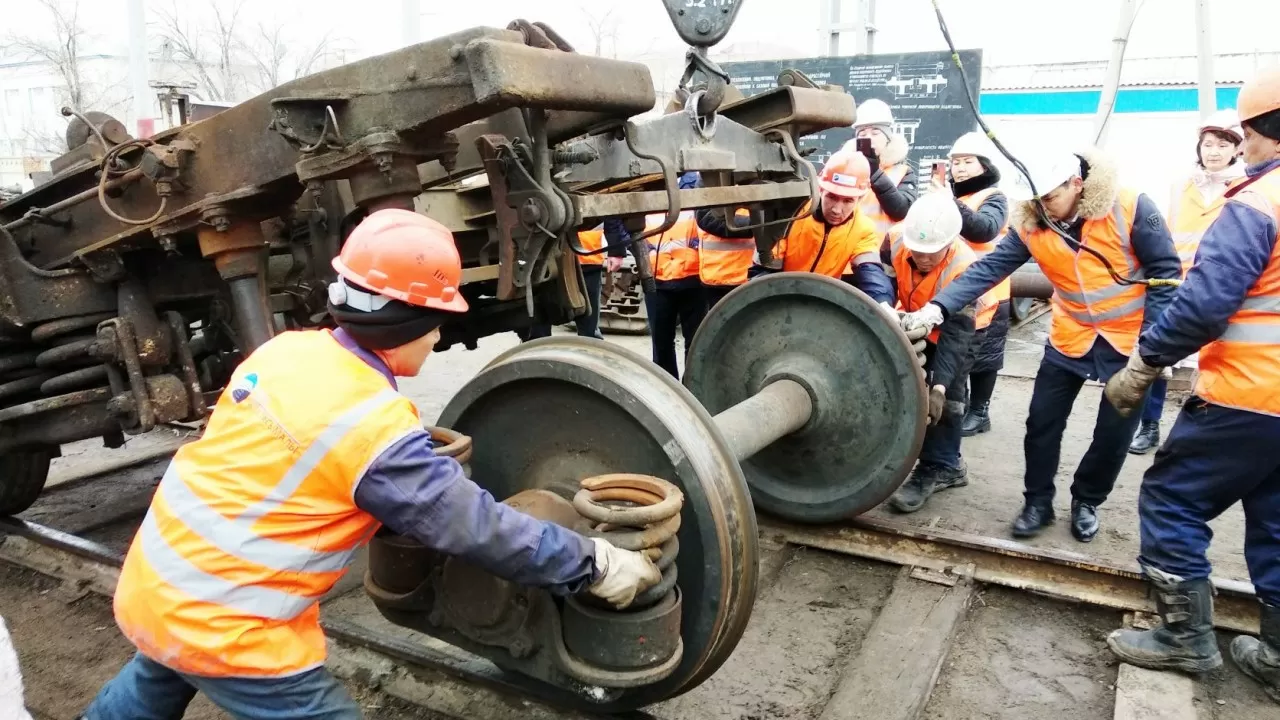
[900,303,944,335]
[587,537,662,610]
[1104,353,1163,417]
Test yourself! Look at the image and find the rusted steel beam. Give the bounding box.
[715,86,856,139]
[576,182,812,221]
[762,516,1260,634]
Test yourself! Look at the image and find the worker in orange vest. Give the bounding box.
[944,132,1012,438]
[82,210,661,719]
[1102,69,1280,700]
[885,192,994,513]
[695,206,754,308]
[745,151,895,306]
[1128,110,1244,455]
[842,99,919,240]
[643,172,708,379]
[522,220,629,341]
[898,147,1180,542]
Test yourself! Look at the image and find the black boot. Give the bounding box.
[1230,602,1280,703]
[889,465,939,514]
[1070,500,1100,543]
[1107,567,1222,673]
[1128,420,1161,455]
[961,401,991,437]
[933,459,969,492]
[1011,503,1055,538]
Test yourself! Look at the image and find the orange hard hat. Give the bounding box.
[818,151,872,199]
[331,209,469,313]
[1237,66,1280,124]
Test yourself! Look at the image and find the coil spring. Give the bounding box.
[0,313,114,404]
[573,474,684,610]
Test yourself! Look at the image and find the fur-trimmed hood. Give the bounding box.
[881,133,910,169]
[1009,146,1119,235]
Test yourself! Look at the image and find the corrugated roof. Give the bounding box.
[983,52,1280,90]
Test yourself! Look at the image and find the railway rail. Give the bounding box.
[0,450,1265,720]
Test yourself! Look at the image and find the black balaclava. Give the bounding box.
[951,157,1002,197]
[1246,109,1280,143]
[328,280,452,350]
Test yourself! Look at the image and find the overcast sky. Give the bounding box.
[8,0,1280,72]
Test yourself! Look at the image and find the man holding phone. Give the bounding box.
[842,99,920,239]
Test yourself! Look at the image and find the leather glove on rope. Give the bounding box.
[587,537,662,610]
[1104,353,1163,417]
[927,384,947,425]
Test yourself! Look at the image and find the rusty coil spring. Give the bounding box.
[573,474,684,610]
[425,425,473,476]
[0,313,115,404]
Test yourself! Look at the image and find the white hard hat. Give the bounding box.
[901,191,962,254]
[1200,109,1243,144]
[1005,151,1082,202]
[948,131,993,162]
[853,99,894,130]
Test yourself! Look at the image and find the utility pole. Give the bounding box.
[1194,0,1216,117]
[127,0,152,137]
[1093,0,1140,147]
[402,0,421,48]
[817,0,876,57]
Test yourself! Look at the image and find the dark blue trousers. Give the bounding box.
[1138,398,1280,605]
[1140,377,1168,423]
[520,266,606,342]
[643,286,708,380]
[1023,356,1146,508]
[918,342,967,471]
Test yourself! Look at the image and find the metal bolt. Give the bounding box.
[158,235,178,255]
[695,18,712,34]
[211,216,230,233]
[519,199,544,225]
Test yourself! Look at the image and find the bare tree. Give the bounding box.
[581,4,620,58]
[249,24,334,92]
[6,0,88,111]
[153,0,249,102]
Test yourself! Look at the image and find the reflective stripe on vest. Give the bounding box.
[1195,168,1280,416]
[647,211,700,281]
[958,187,1011,314]
[891,238,991,343]
[698,225,754,287]
[114,330,422,677]
[1167,179,1232,276]
[1023,191,1146,357]
[578,225,606,266]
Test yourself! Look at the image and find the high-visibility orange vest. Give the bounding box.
[890,234,994,343]
[1195,166,1280,417]
[577,225,606,267]
[1166,178,1238,275]
[1023,189,1146,358]
[859,164,910,239]
[958,187,1012,308]
[699,210,753,287]
[114,330,420,677]
[774,202,881,279]
[646,211,700,282]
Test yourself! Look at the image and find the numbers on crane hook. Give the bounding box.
[685,0,735,8]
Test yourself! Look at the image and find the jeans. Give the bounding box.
[703,284,739,309]
[1023,355,1146,508]
[520,267,606,342]
[1138,399,1280,605]
[1141,377,1168,423]
[83,653,361,720]
[644,286,708,379]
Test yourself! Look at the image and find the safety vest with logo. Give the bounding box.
[1166,178,1238,275]
[773,201,881,279]
[1195,166,1280,417]
[859,164,911,239]
[891,234,994,343]
[699,209,754,287]
[1023,189,1145,358]
[114,330,421,677]
[958,187,1012,308]
[577,225,606,267]
[646,211,700,282]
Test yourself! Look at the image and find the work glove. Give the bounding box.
[859,144,880,172]
[605,256,625,273]
[587,537,662,610]
[927,384,947,425]
[900,303,944,336]
[1104,353,1163,417]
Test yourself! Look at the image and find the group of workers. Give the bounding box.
[0,66,1273,719]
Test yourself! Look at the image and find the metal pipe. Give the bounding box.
[2,169,144,233]
[1010,267,1054,300]
[228,274,276,352]
[1194,0,1216,117]
[712,379,813,461]
[1093,0,1141,146]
